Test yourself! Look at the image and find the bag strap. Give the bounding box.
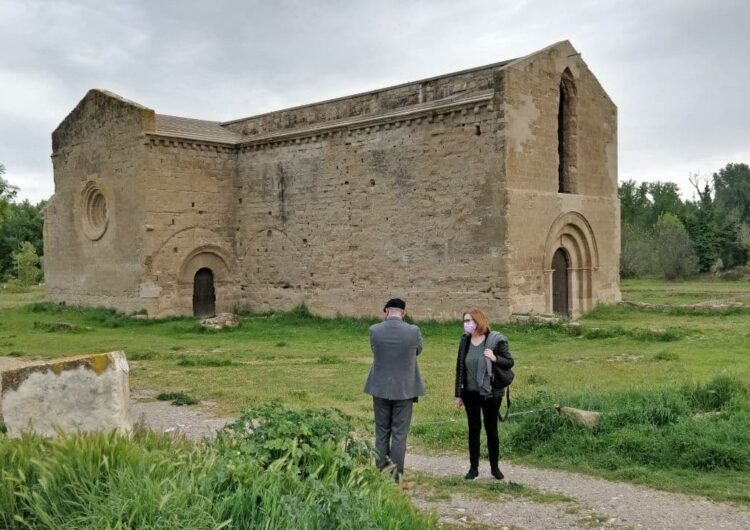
[498,387,511,422]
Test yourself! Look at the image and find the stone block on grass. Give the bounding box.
[0,351,132,437]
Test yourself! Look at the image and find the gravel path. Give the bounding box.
[406,453,750,530]
[128,393,750,530]
[2,363,748,530]
[130,389,231,440]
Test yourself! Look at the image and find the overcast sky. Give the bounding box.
[1,0,748,203]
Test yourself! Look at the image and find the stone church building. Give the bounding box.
[44,41,620,320]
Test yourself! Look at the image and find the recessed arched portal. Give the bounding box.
[543,212,599,318]
[193,267,215,317]
[552,248,570,316]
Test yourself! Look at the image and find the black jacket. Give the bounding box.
[454,332,514,399]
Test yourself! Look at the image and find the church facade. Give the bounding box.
[44,41,620,320]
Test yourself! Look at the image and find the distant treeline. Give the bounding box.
[0,163,45,284]
[620,162,750,279]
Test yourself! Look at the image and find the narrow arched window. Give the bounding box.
[558,68,577,193]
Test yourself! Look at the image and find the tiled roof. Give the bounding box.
[153,114,244,144]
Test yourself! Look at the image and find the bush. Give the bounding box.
[620,222,659,278]
[504,376,750,475]
[0,405,437,529]
[156,392,199,406]
[11,241,41,287]
[654,214,699,280]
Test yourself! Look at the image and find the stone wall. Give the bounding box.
[45,41,620,321]
[502,42,620,317]
[233,83,509,320]
[139,141,241,316]
[45,90,152,312]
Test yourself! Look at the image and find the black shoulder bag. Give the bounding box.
[492,362,514,422]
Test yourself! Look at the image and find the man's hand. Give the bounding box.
[454,397,463,408]
[483,348,497,362]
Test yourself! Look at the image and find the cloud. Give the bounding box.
[0,0,748,202]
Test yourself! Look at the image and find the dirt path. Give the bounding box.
[3,369,748,530]
[406,453,750,530]
[126,397,750,530]
[129,389,231,440]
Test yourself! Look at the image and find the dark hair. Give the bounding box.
[383,298,406,311]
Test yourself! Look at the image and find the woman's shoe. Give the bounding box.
[464,467,479,480]
[490,467,504,480]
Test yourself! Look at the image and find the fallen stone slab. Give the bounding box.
[555,404,602,429]
[201,312,240,330]
[0,351,132,437]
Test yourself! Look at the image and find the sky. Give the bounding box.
[1,0,748,203]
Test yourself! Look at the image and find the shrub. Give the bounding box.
[0,411,437,529]
[654,214,699,280]
[504,376,750,475]
[156,392,199,406]
[620,222,659,278]
[652,351,679,362]
[10,241,41,287]
[176,356,234,367]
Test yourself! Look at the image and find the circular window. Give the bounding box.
[82,182,109,240]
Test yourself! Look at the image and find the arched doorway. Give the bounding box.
[193,268,216,317]
[552,248,570,316]
[543,212,599,318]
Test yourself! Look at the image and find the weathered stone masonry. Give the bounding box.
[44,41,620,320]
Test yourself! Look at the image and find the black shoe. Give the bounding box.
[464,467,479,480]
[395,472,403,484]
[491,467,504,480]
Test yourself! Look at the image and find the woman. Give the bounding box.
[454,308,514,480]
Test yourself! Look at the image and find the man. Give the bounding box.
[364,297,425,483]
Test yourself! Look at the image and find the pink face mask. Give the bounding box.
[463,322,476,334]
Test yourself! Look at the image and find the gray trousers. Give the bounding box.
[373,397,413,473]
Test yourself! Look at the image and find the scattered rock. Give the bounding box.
[201,313,240,330]
[555,405,602,429]
[619,300,744,312]
[693,411,724,421]
[609,354,642,363]
[511,313,573,325]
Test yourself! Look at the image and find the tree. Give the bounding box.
[648,182,684,227]
[683,176,733,272]
[713,163,750,223]
[653,214,698,280]
[619,180,651,228]
[0,163,19,221]
[620,222,658,278]
[11,241,41,287]
[0,199,45,279]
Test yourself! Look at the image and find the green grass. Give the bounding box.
[1,279,750,503]
[410,471,575,504]
[0,403,436,529]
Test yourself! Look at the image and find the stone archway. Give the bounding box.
[543,212,598,317]
[178,246,233,317]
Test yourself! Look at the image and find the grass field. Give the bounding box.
[1,278,749,503]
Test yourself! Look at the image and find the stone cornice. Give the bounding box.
[146,89,495,151]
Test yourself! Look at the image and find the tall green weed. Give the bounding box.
[0,404,436,530]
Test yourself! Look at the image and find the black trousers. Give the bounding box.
[462,390,501,469]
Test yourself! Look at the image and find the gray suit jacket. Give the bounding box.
[364,317,425,400]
